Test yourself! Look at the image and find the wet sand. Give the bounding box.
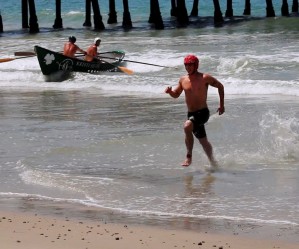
[1,209,298,249]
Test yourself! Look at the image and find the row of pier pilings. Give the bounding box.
[0,0,298,33]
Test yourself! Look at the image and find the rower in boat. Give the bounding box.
[63,36,86,58]
[85,37,101,62]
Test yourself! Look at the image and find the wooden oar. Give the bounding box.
[15,51,36,56]
[101,59,133,75]
[13,51,133,75]
[0,55,35,63]
[99,55,173,68]
[117,66,134,75]
[15,51,170,69]
[16,51,82,57]
[15,51,116,57]
[122,59,173,68]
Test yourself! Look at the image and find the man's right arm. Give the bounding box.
[165,79,183,98]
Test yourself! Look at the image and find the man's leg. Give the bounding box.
[182,120,194,167]
[199,137,217,167]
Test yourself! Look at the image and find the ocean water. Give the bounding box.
[0,0,295,31]
[0,0,299,242]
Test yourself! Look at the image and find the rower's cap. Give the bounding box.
[94,37,101,44]
[69,36,76,43]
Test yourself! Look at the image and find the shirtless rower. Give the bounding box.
[63,36,86,58]
[85,37,101,62]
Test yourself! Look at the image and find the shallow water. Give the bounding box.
[1,91,298,231]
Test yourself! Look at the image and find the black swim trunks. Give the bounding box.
[187,108,210,139]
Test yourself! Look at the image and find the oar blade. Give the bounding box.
[118,66,134,75]
[15,52,36,56]
[0,58,15,63]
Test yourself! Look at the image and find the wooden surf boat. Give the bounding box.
[34,45,126,81]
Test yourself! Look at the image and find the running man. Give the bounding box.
[165,54,225,167]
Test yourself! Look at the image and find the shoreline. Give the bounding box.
[1,198,299,249]
[1,209,298,249]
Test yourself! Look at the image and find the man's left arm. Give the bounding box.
[206,74,225,115]
[76,45,87,55]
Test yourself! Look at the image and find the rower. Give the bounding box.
[85,37,101,62]
[63,36,86,58]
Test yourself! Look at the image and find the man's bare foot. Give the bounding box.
[210,159,219,169]
[205,160,219,172]
[181,154,192,167]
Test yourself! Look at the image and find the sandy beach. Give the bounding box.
[0,209,298,249]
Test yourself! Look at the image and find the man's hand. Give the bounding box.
[217,106,225,115]
[165,86,172,94]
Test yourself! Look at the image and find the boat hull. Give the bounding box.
[34,46,125,79]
